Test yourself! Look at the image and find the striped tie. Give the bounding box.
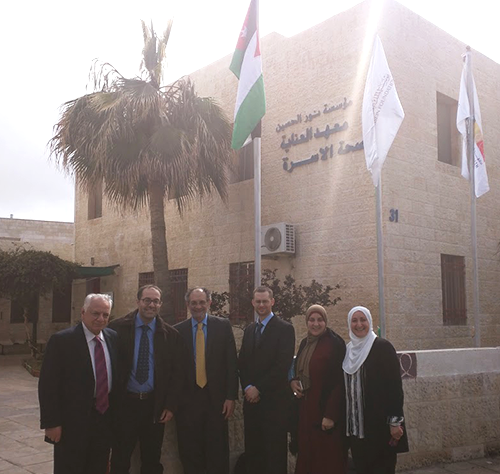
[94,336,109,414]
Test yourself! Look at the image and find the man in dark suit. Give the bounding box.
[174,287,238,474]
[109,284,184,474]
[238,286,295,474]
[38,293,117,474]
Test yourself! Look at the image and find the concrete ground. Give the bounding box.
[1,354,499,474]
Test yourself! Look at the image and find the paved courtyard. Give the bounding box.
[0,355,52,474]
[0,354,499,474]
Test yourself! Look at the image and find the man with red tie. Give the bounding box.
[38,293,117,474]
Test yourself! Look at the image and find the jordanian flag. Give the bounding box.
[230,0,266,150]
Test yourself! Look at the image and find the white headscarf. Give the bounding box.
[342,306,377,375]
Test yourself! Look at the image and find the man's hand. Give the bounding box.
[245,385,260,403]
[290,380,304,399]
[159,409,174,423]
[222,400,235,420]
[321,417,334,431]
[45,426,62,443]
[390,424,403,440]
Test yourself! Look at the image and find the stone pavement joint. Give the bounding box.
[0,354,499,474]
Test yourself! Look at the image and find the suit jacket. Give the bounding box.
[362,337,409,453]
[38,322,118,435]
[108,310,184,421]
[238,314,295,403]
[174,315,238,409]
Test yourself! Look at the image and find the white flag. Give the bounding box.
[362,35,405,187]
[456,54,489,198]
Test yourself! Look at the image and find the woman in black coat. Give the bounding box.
[342,306,408,474]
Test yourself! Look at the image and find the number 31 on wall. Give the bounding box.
[389,209,399,223]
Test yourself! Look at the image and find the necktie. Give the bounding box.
[94,336,109,414]
[196,322,207,388]
[255,322,263,346]
[136,325,150,385]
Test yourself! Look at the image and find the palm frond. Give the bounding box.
[50,30,232,215]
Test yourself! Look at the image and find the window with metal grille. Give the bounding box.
[441,254,466,325]
[437,92,461,167]
[138,272,155,288]
[52,283,72,323]
[229,261,255,324]
[171,269,188,322]
[230,142,254,183]
[88,179,103,220]
[138,269,188,322]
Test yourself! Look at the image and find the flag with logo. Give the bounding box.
[362,35,405,187]
[456,54,489,198]
[230,0,266,150]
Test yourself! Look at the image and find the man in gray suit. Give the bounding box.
[174,287,238,474]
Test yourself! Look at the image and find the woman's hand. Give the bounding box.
[290,380,303,399]
[390,424,403,440]
[321,417,334,431]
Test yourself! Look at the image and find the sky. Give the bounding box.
[0,0,497,223]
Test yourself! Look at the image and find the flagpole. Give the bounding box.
[465,47,481,347]
[254,137,262,287]
[375,180,386,338]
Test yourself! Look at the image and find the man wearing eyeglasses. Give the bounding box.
[174,287,238,474]
[38,293,117,474]
[109,285,184,474]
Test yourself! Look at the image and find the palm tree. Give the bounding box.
[50,21,233,324]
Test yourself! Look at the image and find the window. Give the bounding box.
[138,272,155,288]
[230,142,254,183]
[437,92,460,166]
[171,269,188,322]
[52,283,72,323]
[229,261,255,324]
[86,277,101,295]
[88,179,103,220]
[441,254,466,325]
[138,269,188,322]
[10,295,38,324]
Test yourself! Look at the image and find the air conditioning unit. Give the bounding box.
[261,223,295,256]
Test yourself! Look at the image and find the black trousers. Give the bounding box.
[350,436,397,474]
[243,399,288,474]
[110,396,165,474]
[176,386,229,474]
[54,408,112,474]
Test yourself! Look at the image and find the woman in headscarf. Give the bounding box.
[343,306,408,474]
[290,304,347,474]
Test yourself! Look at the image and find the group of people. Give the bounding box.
[38,284,408,474]
[290,304,408,474]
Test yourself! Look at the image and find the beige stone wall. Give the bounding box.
[399,347,500,468]
[0,218,74,346]
[72,0,500,349]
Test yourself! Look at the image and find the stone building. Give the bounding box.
[0,217,75,351]
[73,0,500,351]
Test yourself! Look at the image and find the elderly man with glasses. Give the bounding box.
[38,293,117,474]
[109,284,184,474]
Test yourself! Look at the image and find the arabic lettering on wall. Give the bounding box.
[275,97,353,133]
[282,141,364,173]
[276,97,363,173]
